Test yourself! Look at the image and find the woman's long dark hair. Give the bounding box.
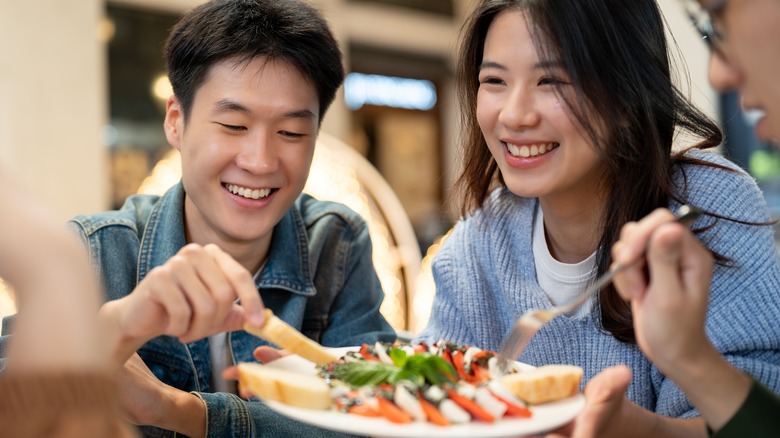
[453,0,724,343]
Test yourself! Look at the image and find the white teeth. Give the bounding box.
[226,184,272,200]
[506,142,558,158]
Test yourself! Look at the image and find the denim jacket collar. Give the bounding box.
[137,182,315,296]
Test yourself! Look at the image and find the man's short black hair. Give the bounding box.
[164,0,344,124]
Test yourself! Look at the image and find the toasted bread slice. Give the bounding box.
[237,362,332,410]
[244,309,339,366]
[500,364,583,404]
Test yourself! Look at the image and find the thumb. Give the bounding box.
[645,224,685,300]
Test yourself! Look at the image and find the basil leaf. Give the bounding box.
[389,369,423,386]
[390,347,408,367]
[331,361,397,387]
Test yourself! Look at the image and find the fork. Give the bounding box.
[494,205,702,376]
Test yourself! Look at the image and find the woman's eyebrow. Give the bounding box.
[533,60,564,71]
[479,60,506,71]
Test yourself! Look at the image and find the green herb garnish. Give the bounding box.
[330,351,456,388]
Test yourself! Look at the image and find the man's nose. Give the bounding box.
[707,52,743,93]
[236,137,279,174]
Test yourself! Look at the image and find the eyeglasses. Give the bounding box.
[681,0,728,59]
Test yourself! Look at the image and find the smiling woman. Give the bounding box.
[137,132,428,334]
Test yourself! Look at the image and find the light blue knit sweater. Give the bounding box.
[419,149,780,418]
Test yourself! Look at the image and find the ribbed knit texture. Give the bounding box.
[419,149,780,417]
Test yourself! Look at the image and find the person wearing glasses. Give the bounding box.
[547,1,780,437]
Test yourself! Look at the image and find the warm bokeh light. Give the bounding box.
[151,74,173,103]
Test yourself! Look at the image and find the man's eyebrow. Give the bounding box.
[703,0,728,14]
[284,109,317,120]
[213,98,251,114]
[211,98,316,120]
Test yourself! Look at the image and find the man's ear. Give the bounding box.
[164,95,184,151]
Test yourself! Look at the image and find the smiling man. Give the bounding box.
[683,0,780,145]
[42,0,395,436]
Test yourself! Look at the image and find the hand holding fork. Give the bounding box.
[494,205,702,376]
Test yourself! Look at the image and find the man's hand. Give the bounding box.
[545,365,633,438]
[222,346,289,399]
[118,354,206,437]
[611,208,713,372]
[102,243,266,365]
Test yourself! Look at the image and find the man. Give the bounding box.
[3,0,395,436]
[547,1,780,436]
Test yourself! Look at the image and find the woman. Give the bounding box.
[419,0,780,434]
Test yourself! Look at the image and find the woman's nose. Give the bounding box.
[497,88,540,130]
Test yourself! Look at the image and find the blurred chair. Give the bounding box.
[138,133,434,335]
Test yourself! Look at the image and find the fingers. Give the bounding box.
[584,365,632,402]
[612,209,677,300]
[613,209,676,266]
[647,222,713,313]
[127,243,264,344]
[253,346,288,363]
[571,365,632,438]
[643,223,686,304]
[222,365,239,381]
[205,244,266,327]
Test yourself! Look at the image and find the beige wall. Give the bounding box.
[0,0,108,220]
[0,0,716,219]
[659,0,719,125]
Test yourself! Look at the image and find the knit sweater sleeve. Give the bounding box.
[416,215,488,347]
[417,191,538,350]
[654,151,780,417]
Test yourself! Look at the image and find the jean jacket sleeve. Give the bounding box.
[196,390,359,437]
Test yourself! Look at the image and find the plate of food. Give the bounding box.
[237,339,585,438]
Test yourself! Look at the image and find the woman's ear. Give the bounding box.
[164,95,184,151]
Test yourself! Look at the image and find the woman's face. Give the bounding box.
[476,10,606,206]
[703,0,780,144]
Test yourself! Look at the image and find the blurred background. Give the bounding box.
[1,0,777,332]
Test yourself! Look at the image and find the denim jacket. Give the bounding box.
[4,182,394,437]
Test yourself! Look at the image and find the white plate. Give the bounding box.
[259,347,584,438]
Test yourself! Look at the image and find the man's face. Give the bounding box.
[164,56,319,256]
[697,0,780,143]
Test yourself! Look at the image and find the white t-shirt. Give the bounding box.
[209,265,264,394]
[532,206,597,319]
